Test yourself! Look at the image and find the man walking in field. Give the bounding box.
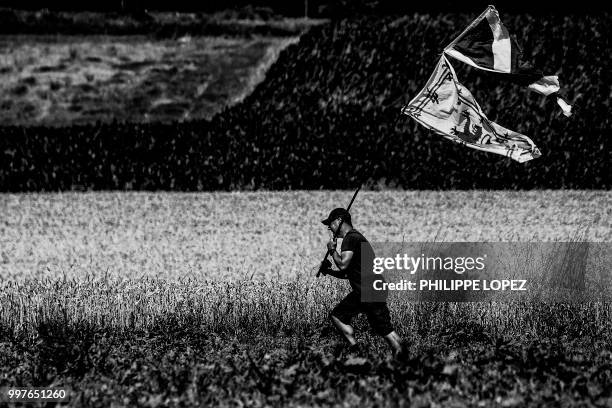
[320,208,403,355]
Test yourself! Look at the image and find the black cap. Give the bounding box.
[322,208,351,226]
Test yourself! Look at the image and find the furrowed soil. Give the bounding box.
[1,190,611,407]
[0,35,297,126]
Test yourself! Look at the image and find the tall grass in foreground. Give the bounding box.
[2,276,611,342]
[2,236,610,342]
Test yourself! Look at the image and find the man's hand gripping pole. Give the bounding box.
[316,186,361,278]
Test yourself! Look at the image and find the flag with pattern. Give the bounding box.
[444,5,572,116]
[402,56,541,163]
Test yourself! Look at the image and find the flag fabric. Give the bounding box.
[443,5,572,116]
[402,56,541,163]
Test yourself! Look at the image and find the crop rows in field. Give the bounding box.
[0,36,298,126]
[1,14,610,190]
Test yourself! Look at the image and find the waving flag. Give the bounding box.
[444,5,572,116]
[402,56,541,163]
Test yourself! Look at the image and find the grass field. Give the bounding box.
[1,190,609,281]
[0,35,297,126]
[1,190,611,406]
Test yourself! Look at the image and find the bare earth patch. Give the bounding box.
[0,35,297,126]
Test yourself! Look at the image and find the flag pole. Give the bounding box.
[316,185,361,277]
[443,5,493,51]
[316,111,405,277]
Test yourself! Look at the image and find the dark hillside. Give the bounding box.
[1,13,610,190]
[209,14,610,188]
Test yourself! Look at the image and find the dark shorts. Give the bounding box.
[331,291,394,337]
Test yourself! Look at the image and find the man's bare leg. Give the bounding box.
[384,331,403,355]
[330,315,357,346]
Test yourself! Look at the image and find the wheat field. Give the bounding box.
[1,190,611,406]
[1,190,610,334]
[2,190,609,281]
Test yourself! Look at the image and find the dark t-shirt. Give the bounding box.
[341,229,375,294]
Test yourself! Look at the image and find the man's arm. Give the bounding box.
[326,238,354,271]
[320,251,352,279]
[322,239,353,279]
[319,258,347,279]
[322,267,348,279]
[330,249,354,271]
